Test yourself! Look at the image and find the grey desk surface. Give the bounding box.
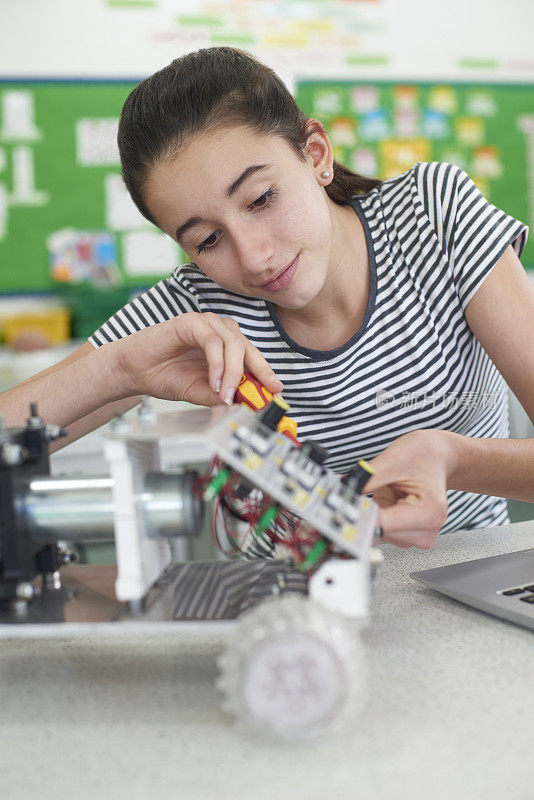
[1,521,533,800]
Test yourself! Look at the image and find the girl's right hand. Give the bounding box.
[110,312,283,406]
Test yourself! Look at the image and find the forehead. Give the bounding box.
[179,124,287,173]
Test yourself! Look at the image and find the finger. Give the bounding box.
[362,460,405,495]
[212,316,283,402]
[377,500,445,548]
[197,315,243,403]
[218,317,248,402]
[173,314,234,401]
[220,316,240,332]
[220,317,283,393]
[222,317,284,394]
[377,495,441,532]
[220,335,247,404]
[202,333,225,394]
[181,376,222,407]
[243,340,284,394]
[182,316,228,396]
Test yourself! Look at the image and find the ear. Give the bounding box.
[303,118,334,185]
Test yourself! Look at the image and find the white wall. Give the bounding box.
[1,0,533,86]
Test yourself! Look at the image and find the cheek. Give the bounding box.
[301,199,332,252]
[200,257,244,292]
[275,188,331,248]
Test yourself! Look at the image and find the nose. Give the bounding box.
[232,222,274,277]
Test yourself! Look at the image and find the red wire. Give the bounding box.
[200,458,325,568]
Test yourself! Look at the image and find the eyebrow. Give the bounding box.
[175,163,271,244]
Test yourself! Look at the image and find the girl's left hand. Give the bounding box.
[363,429,457,549]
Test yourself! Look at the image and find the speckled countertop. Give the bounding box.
[1,521,533,800]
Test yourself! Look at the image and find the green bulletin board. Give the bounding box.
[0,80,187,294]
[1,79,533,297]
[296,80,534,269]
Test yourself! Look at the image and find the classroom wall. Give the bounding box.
[1,0,533,301]
[2,0,534,83]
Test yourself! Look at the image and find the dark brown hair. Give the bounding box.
[118,47,382,225]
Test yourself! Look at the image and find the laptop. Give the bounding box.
[411,548,534,630]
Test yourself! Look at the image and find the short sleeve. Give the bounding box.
[88,265,202,348]
[414,162,528,311]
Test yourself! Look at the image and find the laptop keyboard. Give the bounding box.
[498,583,534,603]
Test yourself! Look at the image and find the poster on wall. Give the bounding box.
[296,80,534,269]
[0,81,186,293]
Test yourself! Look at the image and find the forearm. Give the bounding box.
[0,344,126,429]
[47,395,142,454]
[444,431,534,503]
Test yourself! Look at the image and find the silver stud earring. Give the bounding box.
[321,170,330,179]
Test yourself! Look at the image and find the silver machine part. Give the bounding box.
[19,470,203,542]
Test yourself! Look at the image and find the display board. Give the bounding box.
[0,80,186,293]
[296,80,534,268]
[1,78,533,294]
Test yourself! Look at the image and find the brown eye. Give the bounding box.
[248,188,275,211]
[252,193,269,208]
[197,231,220,254]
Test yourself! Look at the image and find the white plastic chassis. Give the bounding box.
[104,404,379,617]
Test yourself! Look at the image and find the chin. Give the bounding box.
[274,287,321,310]
[290,274,325,306]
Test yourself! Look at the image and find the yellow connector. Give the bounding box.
[243,453,264,472]
[293,488,310,508]
[341,524,357,542]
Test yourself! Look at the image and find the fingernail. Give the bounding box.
[222,388,234,406]
[214,378,221,393]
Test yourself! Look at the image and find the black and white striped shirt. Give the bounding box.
[90,162,528,534]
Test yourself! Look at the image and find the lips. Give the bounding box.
[260,254,299,291]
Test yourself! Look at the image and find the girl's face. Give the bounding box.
[144,124,335,310]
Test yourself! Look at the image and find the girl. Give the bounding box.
[2,47,533,548]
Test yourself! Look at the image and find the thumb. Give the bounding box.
[377,495,432,534]
[361,448,408,495]
[376,491,448,547]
